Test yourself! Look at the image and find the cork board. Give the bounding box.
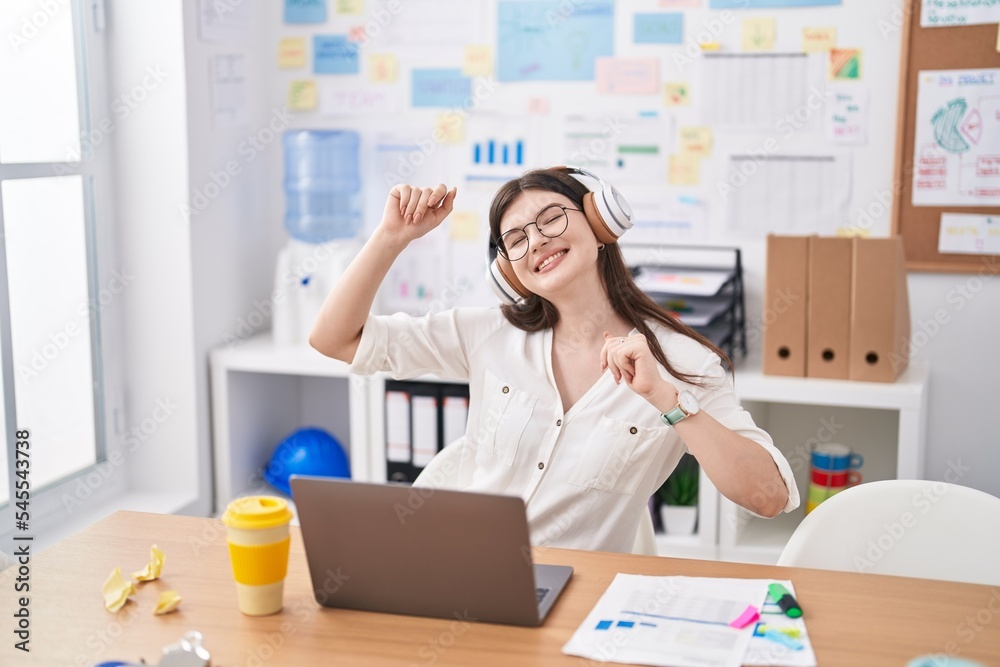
[892,3,1000,273]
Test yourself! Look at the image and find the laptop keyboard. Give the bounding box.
[536,587,550,604]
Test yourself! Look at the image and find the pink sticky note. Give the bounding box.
[730,605,760,629]
[595,57,659,95]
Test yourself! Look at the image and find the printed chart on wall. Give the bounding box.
[912,69,1000,207]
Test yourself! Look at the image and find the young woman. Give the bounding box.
[310,167,799,553]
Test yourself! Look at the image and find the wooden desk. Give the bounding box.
[2,511,997,666]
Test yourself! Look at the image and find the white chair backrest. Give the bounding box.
[778,480,1000,586]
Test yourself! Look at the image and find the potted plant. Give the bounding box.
[657,454,699,535]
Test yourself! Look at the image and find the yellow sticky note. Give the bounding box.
[669,154,701,186]
[664,82,690,107]
[288,80,318,111]
[996,23,1000,52]
[336,0,364,14]
[802,27,836,53]
[743,18,775,51]
[102,567,136,612]
[679,126,713,157]
[278,37,307,69]
[433,113,464,145]
[369,54,398,83]
[132,544,165,582]
[463,45,493,77]
[153,590,183,615]
[836,226,871,238]
[450,211,480,241]
[699,42,720,51]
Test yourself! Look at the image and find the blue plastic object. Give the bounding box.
[283,130,362,243]
[264,427,351,495]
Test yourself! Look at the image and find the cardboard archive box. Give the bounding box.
[762,235,810,377]
[806,237,852,380]
[849,236,911,382]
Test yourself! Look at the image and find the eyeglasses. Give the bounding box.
[496,205,582,262]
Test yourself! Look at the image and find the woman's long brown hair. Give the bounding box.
[488,166,732,387]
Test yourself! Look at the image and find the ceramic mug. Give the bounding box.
[811,468,862,487]
[810,443,863,472]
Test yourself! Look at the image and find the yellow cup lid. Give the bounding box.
[222,496,293,530]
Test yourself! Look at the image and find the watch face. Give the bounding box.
[679,390,699,415]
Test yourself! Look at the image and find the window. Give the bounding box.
[0,0,114,517]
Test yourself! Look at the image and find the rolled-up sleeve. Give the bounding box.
[349,307,504,381]
[695,353,801,516]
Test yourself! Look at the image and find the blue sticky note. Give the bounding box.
[498,1,614,81]
[710,0,839,7]
[314,35,359,75]
[634,13,683,44]
[616,620,635,628]
[595,620,613,630]
[284,0,327,23]
[411,69,472,108]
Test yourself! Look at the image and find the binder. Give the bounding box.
[385,389,412,483]
[763,235,810,377]
[807,236,852,379]
[849,237,910,382]
[385,381,470,484]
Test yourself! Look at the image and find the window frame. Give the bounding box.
[0,0,126,540]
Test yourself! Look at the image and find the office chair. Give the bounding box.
[413,439,659,556]
[777,479,1000,586]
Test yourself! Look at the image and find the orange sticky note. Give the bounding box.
[278,37,307,69]
[433,113,464,144]
[830,48,862,80]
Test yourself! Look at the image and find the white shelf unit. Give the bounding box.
[209,335,375,511]
[209,335,928,564]
[716,355,929,564]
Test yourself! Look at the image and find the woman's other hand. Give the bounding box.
[380,183,457,244]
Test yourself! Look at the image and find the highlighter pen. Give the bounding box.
[768,583,803,618]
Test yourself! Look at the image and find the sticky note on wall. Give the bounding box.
[450,211,480,241]
[285,0,327,23]
[434,113,465,144]
[669,154,701,186]
[830,48,862,80]
[463,45,494,77]
[596,57,659,94]
[664,82,690,106]
[634,13,684,44]
[288,80,318,110]
[369,54,398,83]
[802,26,836,52]
[336,0,364,14]
[679,126,713,156]
[278,37,307,68]
[314,35,359,74]
[742,17,775,51]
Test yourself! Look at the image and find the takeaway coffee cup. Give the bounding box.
[222,496,294,616]
[810,443,864,472]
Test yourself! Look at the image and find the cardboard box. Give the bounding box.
[849,236,910,382]
[763,235,810,377]
[807,237,852,379]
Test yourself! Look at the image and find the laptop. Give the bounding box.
[290,476,573,627]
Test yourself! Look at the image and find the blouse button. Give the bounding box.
[556,419,562,426]
[538,462,545,470]
[629,426,638,435]
[502,386,510,394]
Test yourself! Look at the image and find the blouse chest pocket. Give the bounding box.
[569,416,660,495]
[475,368,537,467]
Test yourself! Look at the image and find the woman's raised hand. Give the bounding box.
[380,183,457,243]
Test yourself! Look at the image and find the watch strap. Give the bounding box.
[661,405,688,426]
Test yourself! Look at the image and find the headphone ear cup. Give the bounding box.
[582,191,619,245]
[487,256,531,304]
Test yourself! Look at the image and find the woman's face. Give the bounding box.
[497,189,602,297]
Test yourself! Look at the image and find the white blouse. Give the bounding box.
[349,306,800,553]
